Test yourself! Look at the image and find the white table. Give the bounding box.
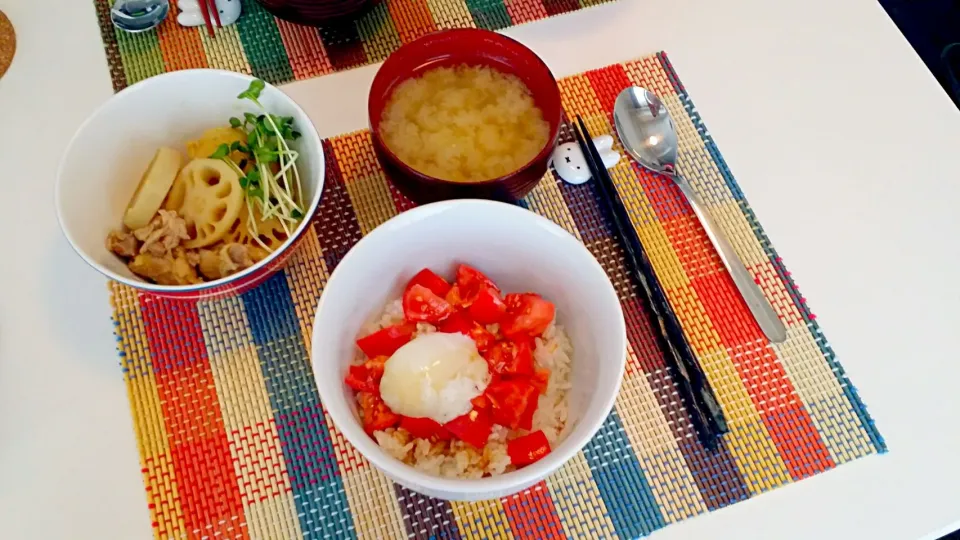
[2,0,959,538]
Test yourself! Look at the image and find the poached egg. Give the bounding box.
[379,332,490,424]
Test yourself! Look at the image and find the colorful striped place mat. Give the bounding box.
[109,53,885,539]
[92,0,616,91]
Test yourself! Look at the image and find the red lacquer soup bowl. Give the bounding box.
[368,29,562,204]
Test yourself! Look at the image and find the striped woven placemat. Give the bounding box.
[109,53,885,539]
[92,0,615,91]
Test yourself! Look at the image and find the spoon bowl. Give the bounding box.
[613,87,679,173]
[613,86,787,343]
[110,0,170,33]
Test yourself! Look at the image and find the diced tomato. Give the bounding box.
[504,293,524,311]
[365,355,388,377]
[437,310,473,334]
[357,392,399,434]
[400,416,450,440]
[531,367,551,395]
[451,265,500,308]
[344,365,378,393]
[438,311,496,353]
[473,374,499,410]
[518,389,539,430]
[406,268,451,297]
[403,284,455,323]
[500,293,555,339]
[468,286,507,324]
[456,264,498,293]
[445,285,466,308]
[471,394,489,409]
[444,408,493,448]
[484,379,539,430]
[483,339,534,376]
[507,430,551,466]
[468,324,496,353]
[345,355,391,394]
[356,322,416,358]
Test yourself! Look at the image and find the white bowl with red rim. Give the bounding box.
[55,69,325,299]
[311,200,627,501]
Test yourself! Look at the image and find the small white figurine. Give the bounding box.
[177,0,241,27]
[552,134,621,185]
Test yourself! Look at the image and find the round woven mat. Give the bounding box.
[0,10,15,79]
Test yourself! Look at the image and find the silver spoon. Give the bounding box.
[613,87,787,344]
[110,0,170,33]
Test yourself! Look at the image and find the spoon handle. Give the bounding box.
[672,175,788,343]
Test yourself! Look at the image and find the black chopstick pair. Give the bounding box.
[571,115,729,449]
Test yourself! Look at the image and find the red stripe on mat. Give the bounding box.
[142,298,246,536]
[139,296,206,373]
[502,482,565,539]
[585,65,633,117]
[156,4,207,71]
[275,20,334,80]
[690,272,834,479]
[386,0,439,44]
[504,0,549,23]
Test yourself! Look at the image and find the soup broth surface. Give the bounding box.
[380,65,550,183]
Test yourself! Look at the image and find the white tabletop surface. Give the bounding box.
[3,0,960,538]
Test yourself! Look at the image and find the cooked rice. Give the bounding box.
[357,298,573,479]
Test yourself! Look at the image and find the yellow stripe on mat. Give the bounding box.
[623,57,679,100]
[344,173,398,236]
[128,372,188,538]
[452,499,515,540]
[773,328,875,463]
[112,283,189,539]
[206,344,273,431]
[284,229,329,351]
[199,26,252,74]
[559,74,604,117]
[341,465,408,539]
[662,282,725,359]
[545,453,616,538]
[245,492,304,540]
[425,0,475,30]
[660,94,736,206]
[696,348,792,493]
[127,373,170,460]
[749,259,805,330]
[142,450,188,538]
[197,295,254,355]
[635,221,690,291]
[332,134,399,235]
[703,200,771,268]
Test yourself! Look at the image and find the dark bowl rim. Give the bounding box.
[367,28,563,188]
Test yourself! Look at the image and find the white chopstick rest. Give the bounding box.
[552,134,621,185]
[177,0,241,27]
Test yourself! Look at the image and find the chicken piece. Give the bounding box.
[196,243,256,280]
[134,209,190,257]
[197,249,222,280]
[220,243,254,275]
[128,250,201,286]
[106,230,138,258]
[184,249,201,268]
[171,254,201,285]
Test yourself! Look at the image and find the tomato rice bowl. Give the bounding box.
[343,265,573,479]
